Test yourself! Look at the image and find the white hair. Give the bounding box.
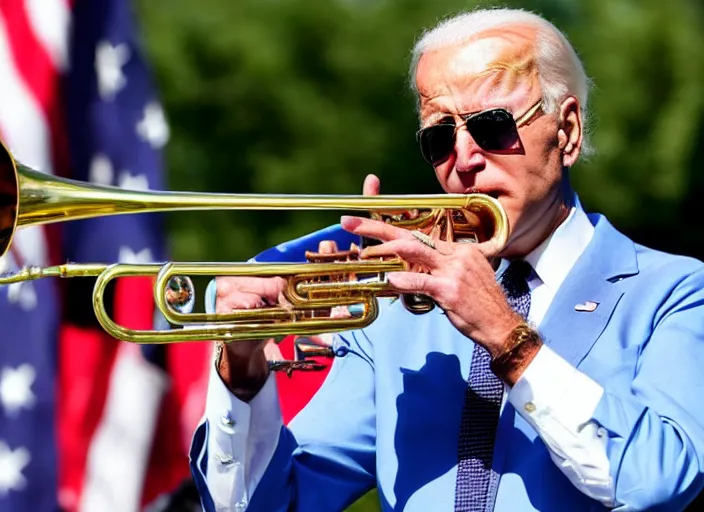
[409,8,594,158]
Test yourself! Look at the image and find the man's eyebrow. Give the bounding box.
[421,101,516,125]
[486,101,512,111]
[421,111,455,127]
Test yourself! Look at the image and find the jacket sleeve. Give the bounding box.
[592,268,704,511]
[190,329,377,512]
[509,267,704,511]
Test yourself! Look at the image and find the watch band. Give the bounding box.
[490,322,543,380]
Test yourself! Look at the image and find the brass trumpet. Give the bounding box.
[0,141,509,344]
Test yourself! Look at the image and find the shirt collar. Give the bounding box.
[498,195,595,293]
[524,195,594,292]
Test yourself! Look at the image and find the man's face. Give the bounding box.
[415,27,574,256]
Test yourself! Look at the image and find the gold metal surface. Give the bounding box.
[0,140,510,344]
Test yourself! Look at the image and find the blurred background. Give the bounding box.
[139,0,704,264]
[0,0,703,511]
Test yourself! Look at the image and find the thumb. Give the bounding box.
[363,174,381,196]
[473,236,505,259]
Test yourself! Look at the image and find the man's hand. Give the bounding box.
[215,173,382,399]
[340,214,523,360]
[214,275,288,400]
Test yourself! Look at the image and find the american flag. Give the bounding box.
[0,1,212,511]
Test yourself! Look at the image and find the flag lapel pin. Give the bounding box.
[574,301,599,312]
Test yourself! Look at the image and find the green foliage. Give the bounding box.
[134,0,704,262]
[132,0,704,509]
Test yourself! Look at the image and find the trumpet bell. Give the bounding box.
[0,141,19,258]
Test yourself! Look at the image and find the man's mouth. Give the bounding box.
[468,187,501,199]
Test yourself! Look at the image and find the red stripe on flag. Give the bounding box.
[57,325,120,512]
[276,336,332,425]
[1,0,70,265]
[1,1,59,114]
[58,276,159,511]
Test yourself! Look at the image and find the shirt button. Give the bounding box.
[597,427,607,438]
[235,498,248,511]
[524,401,537,413]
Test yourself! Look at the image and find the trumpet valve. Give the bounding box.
[164,275,196,314]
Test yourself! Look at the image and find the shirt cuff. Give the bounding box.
[507,345,614,504]
[508,344,604,432]
[205,360,283,508]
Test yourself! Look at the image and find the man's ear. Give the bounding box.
[557,96,582,167]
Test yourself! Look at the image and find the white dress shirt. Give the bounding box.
[503,199,614,505]
[202,197,615,510]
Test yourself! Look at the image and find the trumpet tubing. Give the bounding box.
[0,139,510,345]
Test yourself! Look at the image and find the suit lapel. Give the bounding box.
[492,214,639,482]
[537,214,638,367]
[539,268,622,367]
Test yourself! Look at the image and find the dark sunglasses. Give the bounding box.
[417,100,543,165]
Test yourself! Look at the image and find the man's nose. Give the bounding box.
[453,128,485,173]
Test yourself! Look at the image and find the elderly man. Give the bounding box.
[190,8,704,512]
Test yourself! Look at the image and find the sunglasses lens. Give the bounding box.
[418,109,523,164]
[467,110,519,151]
[419,124,456,165]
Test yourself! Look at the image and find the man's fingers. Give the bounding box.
[360,238,442,269]
[340,215,415,243]
[386,271,443,298]
[216,276,287,304]
[318,240,339,254]
[262,339,284,361]
[330,305,352,319]
[215,291,268,313]
[363,174,381,196]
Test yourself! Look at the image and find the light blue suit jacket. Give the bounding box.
[191,214,704,511]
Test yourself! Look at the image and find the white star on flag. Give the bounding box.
[118,171,149,191]
[0,442,30,496]
[119,246,154,265]
[0,256,36,312]
[88,154,114,185]
[95,40,130,100]
[5,282,37,312]
[0,365,36,418]
[136,101,170,149]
